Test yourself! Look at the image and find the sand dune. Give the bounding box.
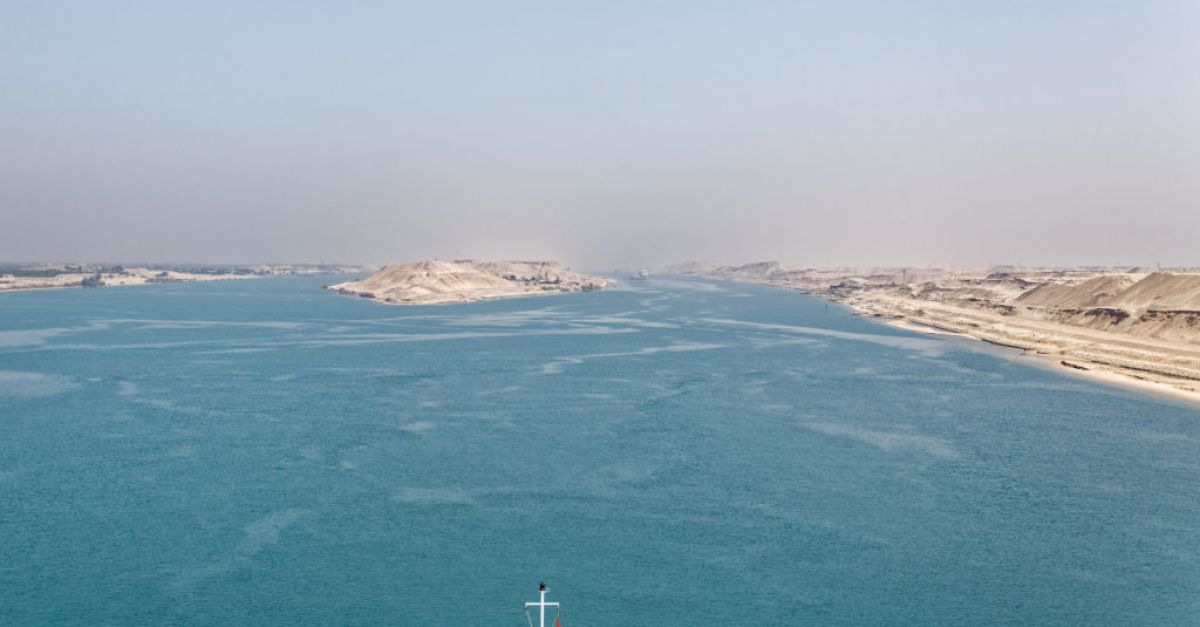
[327,260,613,305]
[1111,272,1200,312]
[1015,275,1137,309]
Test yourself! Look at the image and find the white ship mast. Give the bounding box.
[524,581,560,627]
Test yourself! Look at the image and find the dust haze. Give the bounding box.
[2,2,1197,268]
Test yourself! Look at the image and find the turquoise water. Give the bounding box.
[2,277,1198,625]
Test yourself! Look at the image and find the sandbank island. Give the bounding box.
[327,260,614,305]
[667,261,1200,403]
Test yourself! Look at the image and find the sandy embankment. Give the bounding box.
[666,261,1200,405]
[327,260,614,305]
[848,293,1200,405]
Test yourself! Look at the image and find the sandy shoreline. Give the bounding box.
[838,296,1200,407]
[871,311,1200,407]
[663,262,1200,408]
[0,285,80,294]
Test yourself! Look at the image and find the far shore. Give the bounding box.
[0,264,369,295]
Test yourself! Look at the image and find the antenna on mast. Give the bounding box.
[525,581,561,627]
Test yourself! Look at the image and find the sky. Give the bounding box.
[1,1,1198,269]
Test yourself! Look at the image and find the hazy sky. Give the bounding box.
[2,1,1198,268]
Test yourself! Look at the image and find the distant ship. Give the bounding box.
[628,268,649,281]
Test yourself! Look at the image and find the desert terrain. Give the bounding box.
[327,260,613,305]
